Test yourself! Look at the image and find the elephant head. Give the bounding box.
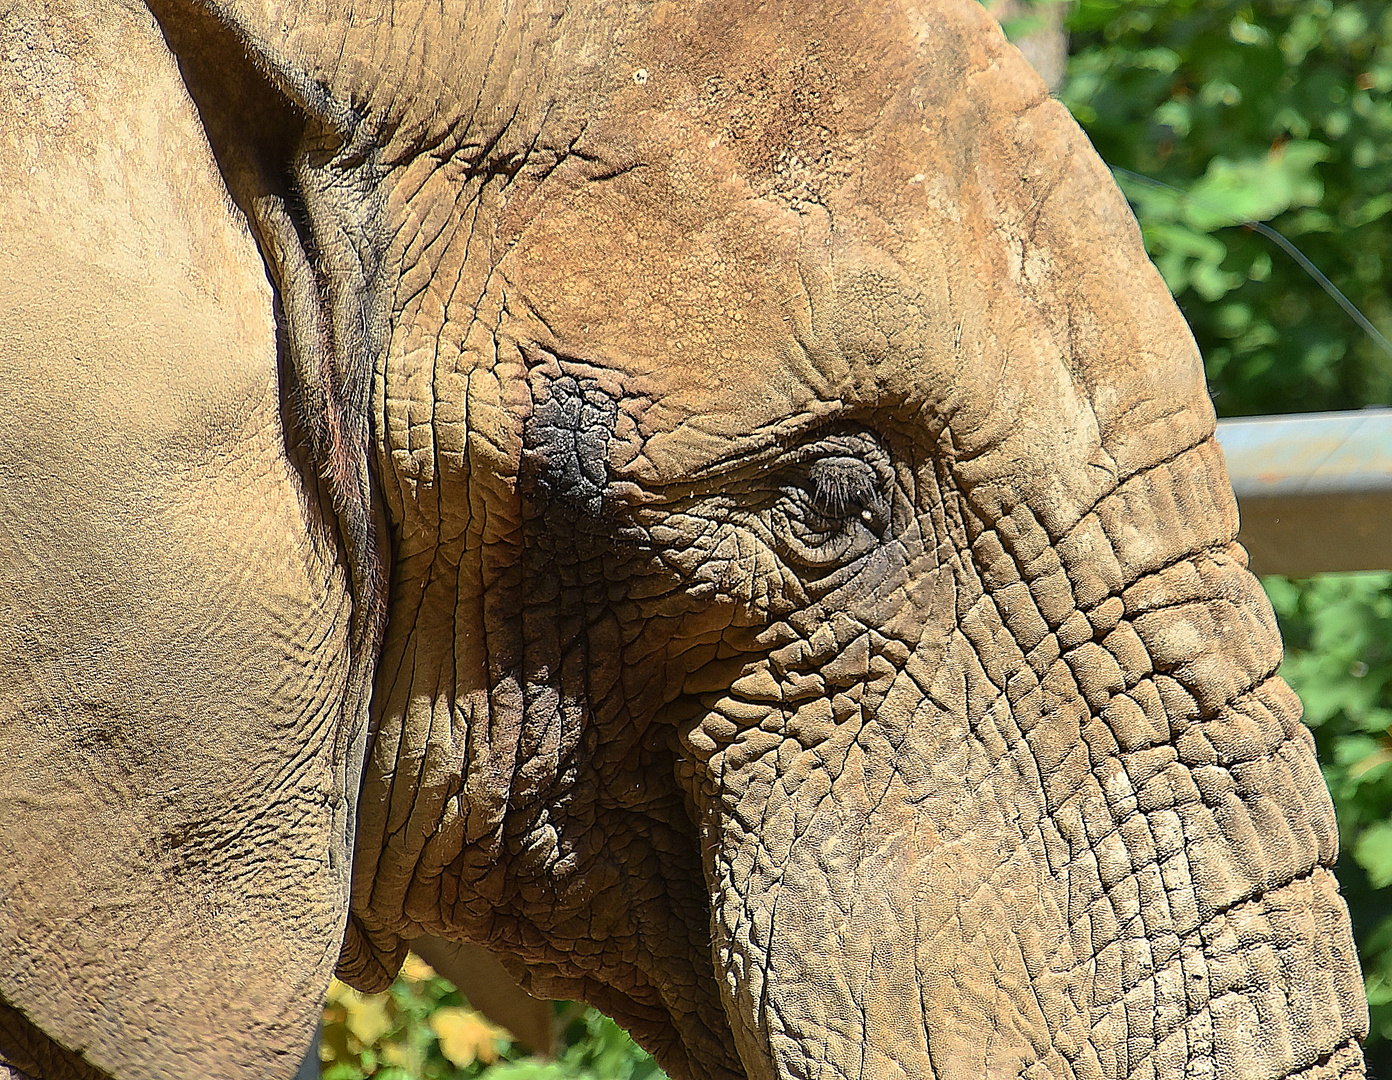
[0,0,1369,1078]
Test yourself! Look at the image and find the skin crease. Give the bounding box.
[0,0,1370,1079]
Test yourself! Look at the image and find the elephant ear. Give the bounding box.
[0,0,385,1076]
[152,0,571,993]
[146,0,391,667]
[145,0,420,992]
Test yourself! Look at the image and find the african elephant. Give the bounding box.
[0,0,1370,1076]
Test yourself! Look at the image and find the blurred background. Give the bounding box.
[318,1,1392,1074]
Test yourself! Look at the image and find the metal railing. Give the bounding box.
[1216,408,1392,576]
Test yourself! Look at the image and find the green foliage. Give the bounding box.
[1115,140,1330,298]
[471,1012,665,1080]
[1062,0,1392,415]
[1266,574,1392,1055]
[320,957,667,1080]
[321,957,514,1080]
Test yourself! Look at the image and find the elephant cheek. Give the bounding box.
[696,691,1078,1080]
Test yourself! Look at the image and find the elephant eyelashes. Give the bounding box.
[808,456,885,521]
[769,432,893,570]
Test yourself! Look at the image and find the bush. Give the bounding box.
[1062,0,1392,416]
[321,957,667,1080]
[1267,573,1392,1059]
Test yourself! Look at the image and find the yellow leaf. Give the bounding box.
[328,981,395,1048]
[431,1006,504,1067]
[381,1037,425,1073]
[400,951,436,984]
[1350,745,1392,778]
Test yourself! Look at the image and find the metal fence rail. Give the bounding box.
[1215,408,1392,576]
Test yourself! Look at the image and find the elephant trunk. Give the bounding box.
[690,434,1368,1079]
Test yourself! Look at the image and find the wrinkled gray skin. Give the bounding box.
[0,0,1370,1078]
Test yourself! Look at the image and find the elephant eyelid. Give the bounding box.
[779,428,893,516]
[757,429,895,572]
[806,457,882,517]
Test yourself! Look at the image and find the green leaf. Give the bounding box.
[1182,142,1332,231]
[1347,192,1392,227]
[1355,821,1392,889]
[481,1063,574,1080]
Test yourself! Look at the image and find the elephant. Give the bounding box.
[0,0,1371,1076]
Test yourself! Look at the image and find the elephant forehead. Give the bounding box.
[497,69,1196,530]
[371,0,1207,537]
[501,158,846,476]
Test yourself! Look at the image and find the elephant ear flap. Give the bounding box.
[149,0,393,747]
[156,0,431,992]
[149,0,401,986]
[156,0,363,136]
[0,0,381,1075]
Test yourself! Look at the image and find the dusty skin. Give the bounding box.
[0,0,1370,1077]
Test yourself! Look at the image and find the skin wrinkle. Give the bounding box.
[374,168,491,903]
[957,487,1280,1063]
[388,192,478,893]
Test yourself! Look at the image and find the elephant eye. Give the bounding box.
[808,456,884,520]
[768,433,892,570]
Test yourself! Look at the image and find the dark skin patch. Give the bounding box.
[525,373,620,517]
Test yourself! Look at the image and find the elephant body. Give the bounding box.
[0,0,1369,1077]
